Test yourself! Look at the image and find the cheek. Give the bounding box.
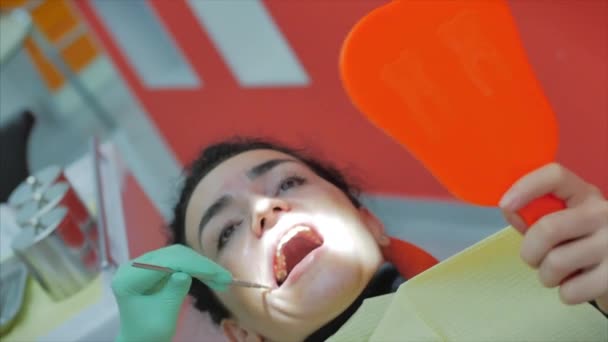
[309,186,364,228]
[216,252,270,323]
[216,238,266,311]
[302,183,358,214]
[304,261,362,300]
[219,232,263,276]
[305,186,380,256]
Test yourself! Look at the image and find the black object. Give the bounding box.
[0,110,35,202]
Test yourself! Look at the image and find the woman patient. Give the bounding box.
[112,137,608,342]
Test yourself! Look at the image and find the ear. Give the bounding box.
[359,207,390,247]
[221,319,264,342]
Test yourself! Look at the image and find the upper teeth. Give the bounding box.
[277,226,311,251]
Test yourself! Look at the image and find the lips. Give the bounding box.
[273,225,323,286]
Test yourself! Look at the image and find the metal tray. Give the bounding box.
[0,257,28,335]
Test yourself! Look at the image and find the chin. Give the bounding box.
[307,264,364,302]
[276,252,371,319]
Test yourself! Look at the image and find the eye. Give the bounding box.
[217,220,241,251]
[277,176,306,194]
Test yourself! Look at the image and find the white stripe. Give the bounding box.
[55,24,88,51]
[362,194,505,260]
[187,0,309,87]
[91,0,201,89]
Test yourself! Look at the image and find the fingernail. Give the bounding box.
[499,193,518,211]
[216,271,232,284]
[506,211,527,234]
[172,272,190,282]
[209,281,229,292]
[380,235,390,246]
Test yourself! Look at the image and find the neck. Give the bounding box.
[303,263,404,342]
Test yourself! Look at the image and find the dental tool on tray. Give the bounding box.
[131,262,272,290]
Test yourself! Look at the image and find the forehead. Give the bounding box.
[184,149,299,244]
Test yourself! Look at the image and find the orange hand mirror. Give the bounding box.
[340,0,565,227]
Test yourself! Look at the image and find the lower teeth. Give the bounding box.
[274,228,322,285]
[274,253,287,283]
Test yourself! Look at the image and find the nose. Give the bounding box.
[251,197,290,236]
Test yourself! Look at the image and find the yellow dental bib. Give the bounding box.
[329,227,607,341]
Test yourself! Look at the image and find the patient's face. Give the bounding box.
[185,150,384,341]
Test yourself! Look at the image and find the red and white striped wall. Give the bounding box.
[75,0,607,200]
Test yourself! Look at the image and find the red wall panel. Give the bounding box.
[77,0,607,200]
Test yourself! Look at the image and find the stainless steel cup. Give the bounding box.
[16,182,98,243]
[11,207,98,301]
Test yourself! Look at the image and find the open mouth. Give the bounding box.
[273,225,323,286]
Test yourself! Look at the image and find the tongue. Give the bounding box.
[283,235,321,276]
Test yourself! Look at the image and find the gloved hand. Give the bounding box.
[111,245,231,342]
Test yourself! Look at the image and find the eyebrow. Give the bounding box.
[197,158,297,246]
[198,195,232,245]
[246,158,295,180]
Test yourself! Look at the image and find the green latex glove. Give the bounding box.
[111,245,231,342]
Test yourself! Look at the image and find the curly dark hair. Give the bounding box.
[167,137,362,324]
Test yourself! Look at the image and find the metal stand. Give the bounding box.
[9,9,116,131]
